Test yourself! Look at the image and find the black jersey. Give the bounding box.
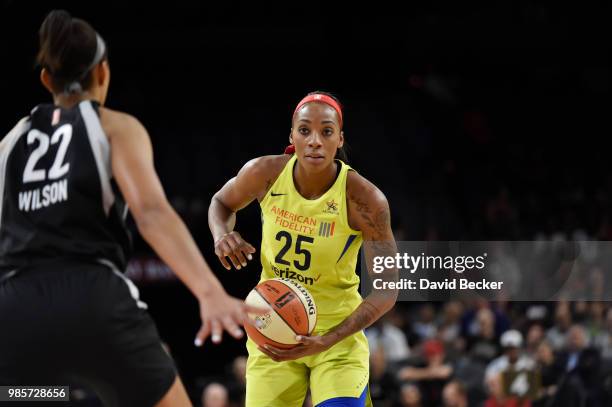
[0,100,131,273]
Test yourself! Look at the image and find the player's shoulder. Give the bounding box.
[1,116,30,149]
[346,170,388,206]
[3,115,30,136]
[346,170,391,233]
[237,154,291,201]
[240,154,291,180]
[98,106,146,139]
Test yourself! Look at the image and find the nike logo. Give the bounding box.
[270,192,287,196]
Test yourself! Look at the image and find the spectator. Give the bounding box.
[466,308,500,363]
[398,339,453,406]
[231,356,246,386]
[572,301,589,324]
[484,374,531,407]
[485,330,535,383]
[552,325,603,406]
[442,380,468,407]
[367,315,411,364]
[525,324,545,358]
[562,325,590,373]
[437,301,464,355]
[226,356,247,407]
[413,304,438,341]
[369,334,390,404]
[202,382,229,407]
[592,307,612,359]
[395,382,423,407]
[546,302,573,351]
[532,340,561,407]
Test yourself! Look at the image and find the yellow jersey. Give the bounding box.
[258,154,363,333]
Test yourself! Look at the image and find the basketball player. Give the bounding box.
[208,92,399,406]
[0,10,266,407]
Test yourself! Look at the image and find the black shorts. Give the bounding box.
[0,261,176,407]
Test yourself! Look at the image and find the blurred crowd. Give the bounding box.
[192,300,612,407]
[366,300,612,407]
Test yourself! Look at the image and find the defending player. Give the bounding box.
[0,10,265,406]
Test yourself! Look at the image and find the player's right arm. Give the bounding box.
[209,155,288,270]
[100,108,267,346]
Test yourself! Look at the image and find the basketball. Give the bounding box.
[244,278,317,349]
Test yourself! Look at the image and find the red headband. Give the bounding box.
[293,94,343,127]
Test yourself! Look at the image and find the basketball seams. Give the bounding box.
[277,279,317,334]
[277,280,312,332]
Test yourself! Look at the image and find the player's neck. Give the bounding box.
[293,161,338,199]
[53,91,101,109]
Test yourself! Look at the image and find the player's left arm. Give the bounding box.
[259,171,398,361]
[320,172,399,343]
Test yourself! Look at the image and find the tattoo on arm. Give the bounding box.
[323,190,398,346]
[328,300,381,343]
[350,194,390,240]
[350,192,396,258]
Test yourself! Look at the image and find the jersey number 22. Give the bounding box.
[23,124,72,183]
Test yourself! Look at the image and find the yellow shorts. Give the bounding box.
[245,331,372,407]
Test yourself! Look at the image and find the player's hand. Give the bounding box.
[257,335,333,362]
[194,290,269,347]
[214,231,256,270]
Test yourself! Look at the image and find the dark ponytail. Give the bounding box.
[37,10,105,93]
